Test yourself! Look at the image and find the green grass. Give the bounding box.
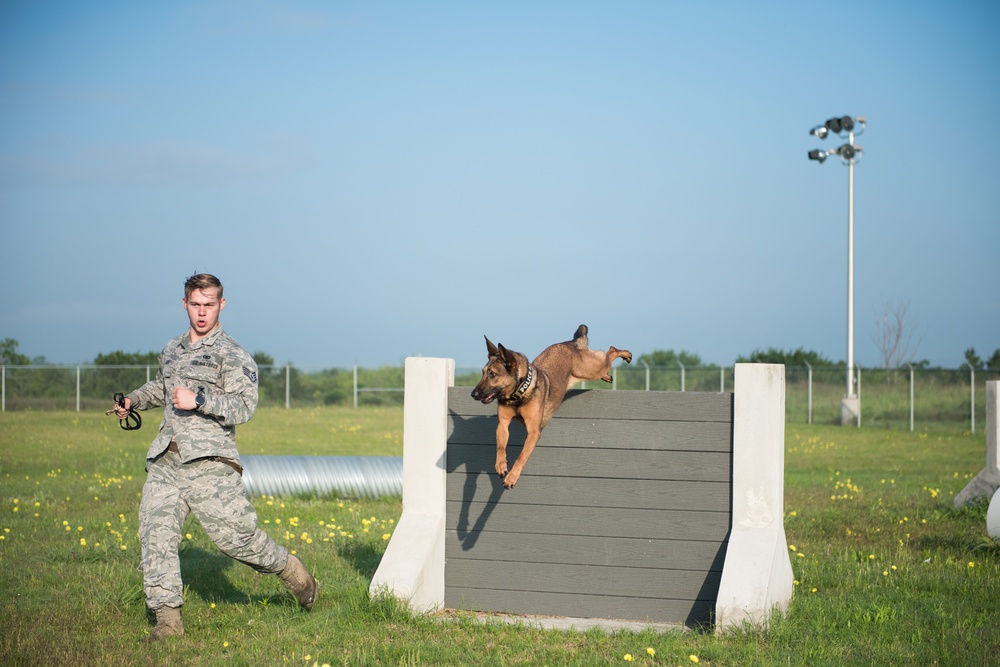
[1,408,998,666]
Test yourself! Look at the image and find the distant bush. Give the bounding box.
[736,347,835,367]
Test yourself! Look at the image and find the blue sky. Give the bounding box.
[1,0,997,371]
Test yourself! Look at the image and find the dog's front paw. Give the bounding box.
[502,469,521,488]
[495,458,508,479]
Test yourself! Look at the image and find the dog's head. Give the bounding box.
[470,336,527,404]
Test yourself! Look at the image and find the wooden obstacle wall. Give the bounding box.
[445,387,734,627]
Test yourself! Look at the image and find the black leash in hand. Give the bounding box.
[113,392,142,431]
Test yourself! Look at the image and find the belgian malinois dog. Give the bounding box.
[470,324,632,488]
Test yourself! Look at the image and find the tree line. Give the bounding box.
[1,338,997,409]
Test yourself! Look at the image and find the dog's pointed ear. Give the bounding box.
[497,343,517,370]
[484,336,499,358]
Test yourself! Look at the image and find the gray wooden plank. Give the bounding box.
[444,588,714,627]
[448,443,731,482]
[446,503,731,542]
[446,474,731,512]
[450,388,733,423]
[445,560,722,601]
[445,531,728,571]
[448,417,733,453]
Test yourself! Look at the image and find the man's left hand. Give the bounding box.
[172,386,199,411]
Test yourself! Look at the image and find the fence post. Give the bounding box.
[1,365,5,413]
[642,361,649,391]
[856,365,861,428]
[285,364,291,409]
[678,361,685,392]
[720,366,725,393]
[967,363,976,434]
[76,365,81,412]
[353,365,358,409]
[907,363,914,432]
[804,362,812,425]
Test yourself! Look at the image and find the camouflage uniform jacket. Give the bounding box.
[127,324,258,464]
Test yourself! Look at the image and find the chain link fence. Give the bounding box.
[2,363,997,430]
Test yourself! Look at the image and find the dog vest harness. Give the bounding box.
[503,365,534,405]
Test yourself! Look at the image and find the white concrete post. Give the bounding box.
[715,363,794,633]
[368,357,453,612]
[956,381,1000,508]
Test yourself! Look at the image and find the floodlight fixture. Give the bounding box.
[808,148,830,163]
[809,125,829,140]
[837,143,863,163]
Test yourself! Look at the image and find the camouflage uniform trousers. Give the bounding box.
[139,448,289,610]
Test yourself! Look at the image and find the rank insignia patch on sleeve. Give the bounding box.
[242,366,258,383]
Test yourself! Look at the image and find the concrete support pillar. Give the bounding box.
[368,357,452,612]
[715,363,794,633]
[841,396,859,427]
[956,381,1000,508]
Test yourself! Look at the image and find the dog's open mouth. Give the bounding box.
[471,389,499,404]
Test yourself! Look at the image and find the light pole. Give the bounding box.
[808,115,866,426]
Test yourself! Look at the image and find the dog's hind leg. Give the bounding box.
[573,346,633,384]
[599,346,632,382]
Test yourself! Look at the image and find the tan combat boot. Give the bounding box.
[278,554,318,609]
[147,605,184,641]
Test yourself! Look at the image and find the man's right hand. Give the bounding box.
[114,396,133,419]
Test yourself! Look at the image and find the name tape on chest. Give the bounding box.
[192,355,221,370]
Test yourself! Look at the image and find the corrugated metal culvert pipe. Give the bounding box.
[240,456,403,499]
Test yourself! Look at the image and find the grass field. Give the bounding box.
[1,406,998,666]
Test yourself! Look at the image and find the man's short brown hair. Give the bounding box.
[184,273,224,300]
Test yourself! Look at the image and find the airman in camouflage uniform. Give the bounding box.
[116,273,316,641]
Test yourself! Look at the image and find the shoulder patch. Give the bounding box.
[242,366,258,383]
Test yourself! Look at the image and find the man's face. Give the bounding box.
[183,288,225,341]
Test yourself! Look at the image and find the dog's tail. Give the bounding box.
[571,324,589,349]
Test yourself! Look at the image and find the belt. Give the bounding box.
[165,441,243,475]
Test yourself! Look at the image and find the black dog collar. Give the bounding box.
[507,365,534,403]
